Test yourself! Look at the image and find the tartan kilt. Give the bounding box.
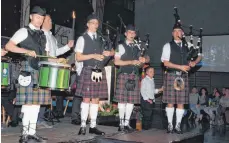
[113,73,140,104]
[75,67,108,99]
[15,61,51,105]
[162,72,189,104]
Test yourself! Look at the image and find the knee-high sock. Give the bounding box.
[166,107,175,125]
[90,103,99,128]
[80,102,90,127]
[28,105,40,135]
[21,105,30,135]
[124,103,134,126]
[118,103,126,126]
[176,108,185,127]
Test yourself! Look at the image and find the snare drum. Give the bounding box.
[38,61,71,91]
[1,56,11,90]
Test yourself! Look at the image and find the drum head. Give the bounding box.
[39,61,71,68]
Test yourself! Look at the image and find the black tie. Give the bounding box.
[178,42,183,54]
[178,42,182,47]
[92,34,96,41]
[34,30,44,35]
[129,43,134,47]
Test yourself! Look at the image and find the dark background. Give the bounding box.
[135,0,229,65]
[1,0,21,37]
[1,0,135,38]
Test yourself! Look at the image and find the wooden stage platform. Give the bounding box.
[2,117,229,143]
[95,128,204,143]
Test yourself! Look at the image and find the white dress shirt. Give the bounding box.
[75,32,97,53]
[161,40,202,62]
[10,23,39,44]
[43,30,70,57]
[140,75,159,101]
[74,32,97,75]
[115,40,135,59]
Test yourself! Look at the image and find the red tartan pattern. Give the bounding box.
[113,73,140,104]
[75,67,108,99]
[162,72,189,104]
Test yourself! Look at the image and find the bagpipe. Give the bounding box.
[133,32,150,57]
[173,7,203,62]
[91,27,113,83]
[172,7,203,91]
[116,14,150,58]
[186,26,203,61]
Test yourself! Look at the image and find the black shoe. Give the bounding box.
[143,122,151,130]
[78,127,86,135]
[19,135,28,143]
[89,127,105,135]
[56,113,64,118]
[71,119,81,125]
[167,123,174,133]
[54,111,64,118]
[118,125,125,132]
[27,134,48,142]
[8,121,18,127]
[124,125,135,133]
[174,123,183,134]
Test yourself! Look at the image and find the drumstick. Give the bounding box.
[36,55,57,59]
[23,53,57,59]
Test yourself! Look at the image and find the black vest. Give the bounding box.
[119,42,140,74]
[169,40,189,66]
[82,33,103,68]
[19,26,46,70]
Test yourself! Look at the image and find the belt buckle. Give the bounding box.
[175,71,182,75]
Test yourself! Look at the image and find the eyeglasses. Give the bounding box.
[88,22,99,25]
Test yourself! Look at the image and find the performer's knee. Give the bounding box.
[167,104,174,108]
[177,104,184,109]
[91,98,99,104]
[83,98,90,103]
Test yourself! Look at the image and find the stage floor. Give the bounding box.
[1,117,229,143]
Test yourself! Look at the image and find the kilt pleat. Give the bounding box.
[75,67,108,99]
[162,72,189,104]
[113,73,140,104]
[15,61,51,105]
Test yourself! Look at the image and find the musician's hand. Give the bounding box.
[108,49,115,56]
[189,61,196,67]
[93,54,104,61]
[67,40,74,48]
[102,51,111,57]
[26,50,37,58]
[179,65,190,73]
[139,57,146,63]
[147,99,153,104]
[132,60,141,66]
[1,49,8,56]
[57,58,68,64]
[158,86,164,93]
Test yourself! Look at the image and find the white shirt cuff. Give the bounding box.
[143,97,149,100]
[198,53,202,56]
[155,89,159,94]
[56,45,71,56]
